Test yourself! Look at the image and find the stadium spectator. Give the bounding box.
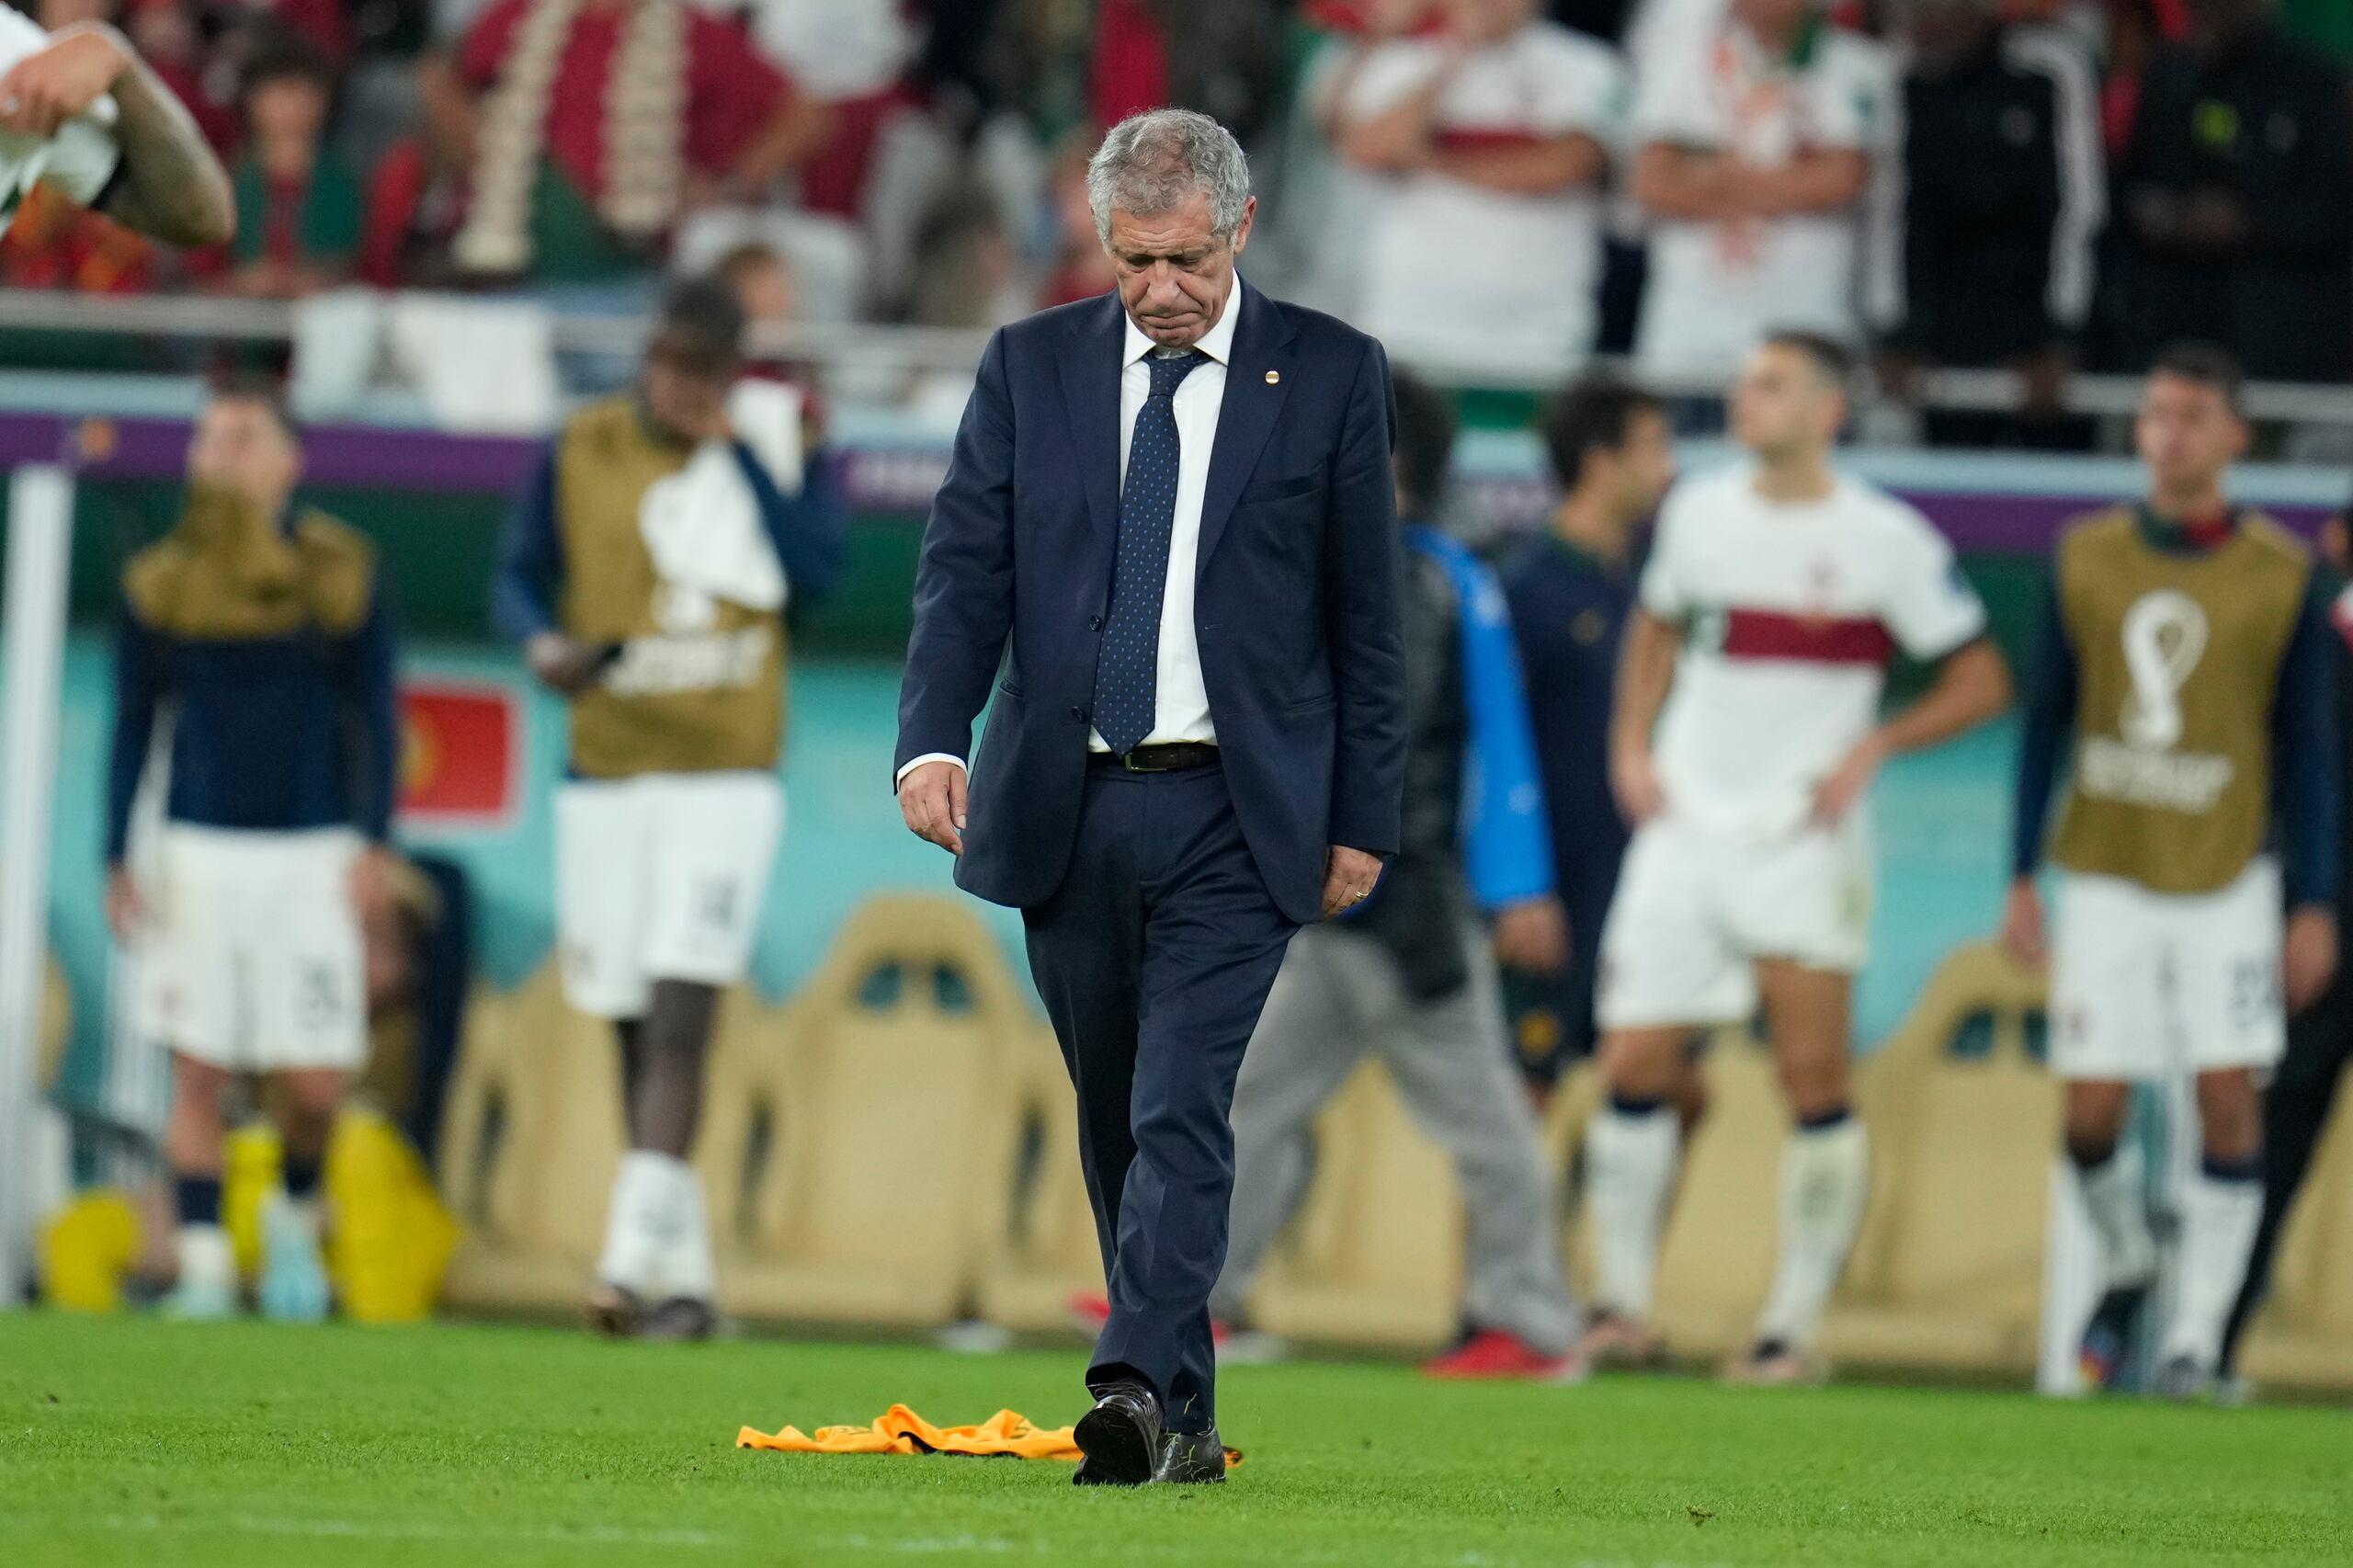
[105,376,403,1324]
[1039,131,1116,309]
[1499,379,1679,1100]
[205,32,364,299]
[1335,0,1620,381]
[432,0,829,286]
[1881,0,2105,449]
[1212,373,1582,1382]
[1628,0,1897,385]
[490,276,847,1341]
[1582,334,2011,1381]
[120,0,238,151]
[2222,495,2353,1391]
[2006,343,2338,1397]
[736,0,921,221]
[2097,0,2353,382]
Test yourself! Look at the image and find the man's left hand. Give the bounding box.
[349,843,401,925]
[1320,846,1383,920]
[0,25,128,138]
[2284,905,2338,1014]
[1811,733,1887,826]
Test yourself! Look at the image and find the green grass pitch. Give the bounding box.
[4,1313,2348,1568]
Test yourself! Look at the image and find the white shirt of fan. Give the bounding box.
[896,286,1243,789]
[0,8,122,232]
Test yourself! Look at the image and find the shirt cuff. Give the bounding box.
[895,754,966,790]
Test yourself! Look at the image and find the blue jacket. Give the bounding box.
[894,283,1406,925]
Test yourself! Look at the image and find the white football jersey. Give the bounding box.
[0,11,121,232]
[1640,461,1985,841]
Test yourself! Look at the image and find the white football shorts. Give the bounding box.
[136,824,368,1073]
[2048,858,2285,1082]
[554,769,784,1018]
[1597,812,1874,1032]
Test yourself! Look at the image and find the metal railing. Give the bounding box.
[5,288,2353,426]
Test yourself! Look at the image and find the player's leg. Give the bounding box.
[249,831,370,1324]
[2047,871,2165,1388]
[1738,959,1866,1383]
[2222,999,2353,1380]
[1581,821,1743,1365]
[555,777,662,1331]
[1211,926,1370,1335]
[2155,862,2287,1394]
[161,1051,239,1318]
[1388,924,1581,1379]
[620,771,787,1338]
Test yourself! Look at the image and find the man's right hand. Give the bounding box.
[525,632,603,695]
[2000,877,2046,968]
[1609,738,1665,827]
[106,864,142,942]
[899,759,967,855]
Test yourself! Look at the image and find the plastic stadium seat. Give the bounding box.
[1243,1061,1463,1350]
[693,894,1029,1329]
[970,1017,1108,1333]
[2240,1102,2353,1389]
[438,967,627,1312]
[1828,943,2059,1372]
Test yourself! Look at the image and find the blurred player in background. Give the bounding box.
[493,276,847,1341]
[2006,344,2338,1399]
[2222,494,2353,1395]
[0,13,231,246]
[1500,378,1678,1102]
[1211,373,1582,1381]
[1584,333,2012,1381]
[108,378,401,1322]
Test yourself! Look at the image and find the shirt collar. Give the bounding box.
[1122,281,1243,369]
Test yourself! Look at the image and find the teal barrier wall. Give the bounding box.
[28,629,2018,1120]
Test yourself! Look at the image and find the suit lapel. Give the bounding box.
[1057,292,1126,553]
[1196,280,1297,575]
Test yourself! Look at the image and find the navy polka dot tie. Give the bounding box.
[1091,348,1206,756]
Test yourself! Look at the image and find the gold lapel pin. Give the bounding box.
[1265,369,1280,385]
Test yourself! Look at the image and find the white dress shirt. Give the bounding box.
[897,286,1240,785]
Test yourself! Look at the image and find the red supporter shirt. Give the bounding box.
[460,0,791,198]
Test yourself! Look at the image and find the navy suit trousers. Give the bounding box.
[1022,760,1299,1433]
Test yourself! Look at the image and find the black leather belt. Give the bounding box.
[1093,742,1222,774]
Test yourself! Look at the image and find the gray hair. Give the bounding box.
[1086,109,1252,245]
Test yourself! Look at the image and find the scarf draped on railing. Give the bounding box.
[453,0,687,277]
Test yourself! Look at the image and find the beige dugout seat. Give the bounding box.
[1825,943,2059,1372]
[971,1017,1108,1332]
[2239,1103,2353,1390]
[438,965,627,1312]
[1243,1060,1462,1349]
[695,893,1028,1328]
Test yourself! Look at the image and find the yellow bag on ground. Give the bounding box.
[37,1189,140,1312]
[223,1109,460,1323]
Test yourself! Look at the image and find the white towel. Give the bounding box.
[637,381,804,616]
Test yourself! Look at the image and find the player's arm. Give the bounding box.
[1813,636,2010,827]
[1608,608,1678,824]
[1430,132,1607,197]
[733,440,848,608]
[342,575,404,921]
[0,23,232,247]
[2272,572,2340,1009]
[103,590,161,937]
[2001,583,2075,964]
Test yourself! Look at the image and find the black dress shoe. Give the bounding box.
[1072,1384,1162,1486]
[1152,1426,1226,1484]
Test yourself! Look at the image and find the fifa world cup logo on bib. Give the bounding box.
[2119,589,2208,750]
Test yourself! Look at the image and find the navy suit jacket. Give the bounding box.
[895,281,1406,926]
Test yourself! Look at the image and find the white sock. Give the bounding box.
[2161,1160,2264,1369]
[1756,1114,1870,1350]
[597,1150,692,1295]
[2073,1142,2158,1292]
[660,1165,718,1303]
[1585,1100,1680,1321]
[177,1222,235,1294]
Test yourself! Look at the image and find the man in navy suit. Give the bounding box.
[896,108,1404,1485]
